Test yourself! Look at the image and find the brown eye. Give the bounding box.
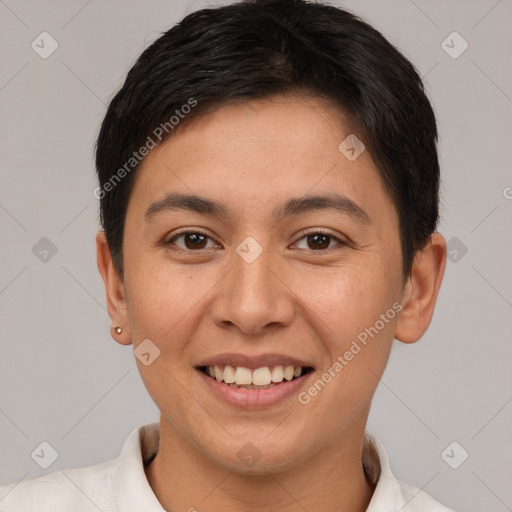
[166,231,215,250]
[293,231,346,251]
[307,233,331,250]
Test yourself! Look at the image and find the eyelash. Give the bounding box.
[165,229,347,253]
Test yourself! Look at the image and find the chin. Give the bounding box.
[208,435,311,476]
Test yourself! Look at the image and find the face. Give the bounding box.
[107,94,409,473]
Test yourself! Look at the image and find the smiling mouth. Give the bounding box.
[197,364,314,389]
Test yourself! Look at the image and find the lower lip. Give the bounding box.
[196,369,313,408]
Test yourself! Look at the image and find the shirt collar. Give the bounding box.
[363,432,404,509]
[113,422,164,511]
[113,423,404,511]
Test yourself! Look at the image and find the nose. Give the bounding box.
[210,246,295,336]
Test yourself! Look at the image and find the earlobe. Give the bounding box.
[394,232,447,344]
[96,231,132,346]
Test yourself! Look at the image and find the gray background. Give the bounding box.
[0,0,511,510]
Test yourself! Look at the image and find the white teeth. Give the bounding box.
[234,366,252,385]
[204,365,306,386]
[283,365,295,381]
[252,367,272,386]
[271,365,284,383]
[223,365,236,384]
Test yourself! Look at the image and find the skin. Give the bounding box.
[96,94,446,512]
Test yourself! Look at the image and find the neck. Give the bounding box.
[145,417,375,512]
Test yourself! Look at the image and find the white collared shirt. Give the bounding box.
[0,423,455,511]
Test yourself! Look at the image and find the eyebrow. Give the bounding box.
[145,192,372,225]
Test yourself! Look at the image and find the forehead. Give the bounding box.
[127,95,397,226]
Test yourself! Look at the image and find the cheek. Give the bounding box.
[293,259,397,392]
[294,258,393,336]
[123,262,207,419]
[124,255,207,340]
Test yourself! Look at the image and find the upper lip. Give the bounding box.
[195,353,314,370]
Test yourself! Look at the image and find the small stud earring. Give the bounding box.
[114,326,122,334]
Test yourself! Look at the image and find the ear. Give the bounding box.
[394,232,447,344]
[96,230,132,345]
